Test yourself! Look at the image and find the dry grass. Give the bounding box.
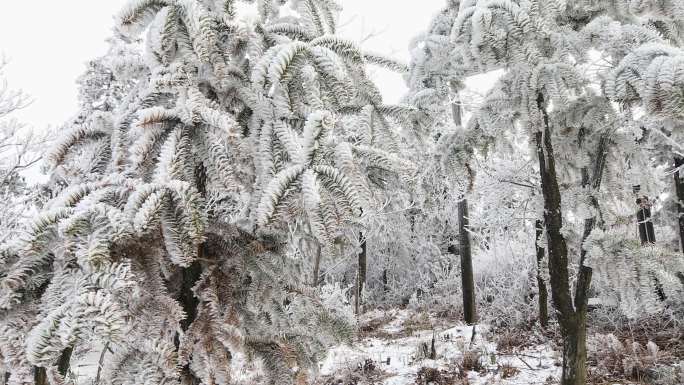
[500,362,520,379]
[495,330,532,353]
[587,332,682,385]
[613,327,684,360]
[458,350,484,373]
[414,366,461,385]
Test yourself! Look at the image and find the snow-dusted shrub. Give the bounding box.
[471,229,538,327]
[395,227,538,327]
[586,226,684,321]
[319,282,356,327]
[0,1,412,383]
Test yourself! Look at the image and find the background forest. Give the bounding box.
[0,1,683,385]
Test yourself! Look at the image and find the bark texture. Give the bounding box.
[33,367,47,385]
[535,93,591,385]
[355,232,367,314]
[535,219,548,328]
[451,93,477,325]
[458,198,477,325]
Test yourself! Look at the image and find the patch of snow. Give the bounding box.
[319,311,561,384]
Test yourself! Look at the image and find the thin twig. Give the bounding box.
[513,352,538,370]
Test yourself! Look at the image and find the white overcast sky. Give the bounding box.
[0,1,444,133]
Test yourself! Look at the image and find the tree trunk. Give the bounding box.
[171,165,205,384]
[636,199,656,245]
[56,347,73,378]
[535,219,548,328]
[578,130,608,286]
[561,315,588,385]
[674,156,684,254]
[569,266,591,385]
[382,267,388,293]
[179,259,201,331]
[176,256,202,385]
[355,232,367,315]
[56,347,73,380]
[535,92,591,385]
[34,367,47,385]
[450,92,477,325]
[458,198,477,325]
[429,333,437,360]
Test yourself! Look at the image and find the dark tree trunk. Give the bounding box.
[450,92,477,325]
[33,367,47,385]
[535,93,591,385]
[579,131,608,272]
[179,259,202,331]
[172,241,203,385]
[458,198,477,325]
[382,267,388,293]
[355,232,367,314]
[573,143,606,381]
[674,156,684,254]
[429,333,437,360]
[56,346,73,377]
[561,312,588,385]
[176,258,202,385]
[170,165,206,384]
[535,219,548,328]
[636,202,656,245]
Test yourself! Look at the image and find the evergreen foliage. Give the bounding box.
[0,1,411,384]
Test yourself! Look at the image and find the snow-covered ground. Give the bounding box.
[66,307,683,384]
[317,309,560,385]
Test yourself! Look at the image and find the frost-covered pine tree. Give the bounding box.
[0,1,410,385]
[444,1,684,383]
[443,1,624,383]
[564,1,684,318]
[404,0,482,324]
[600,1,684,255]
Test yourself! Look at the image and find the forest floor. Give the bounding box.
[67,307,683,385]
[315,308,684,385]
